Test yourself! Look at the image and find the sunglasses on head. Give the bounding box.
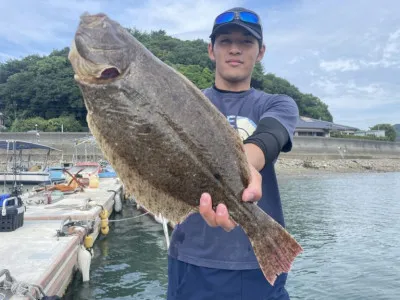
[215,11,260,26]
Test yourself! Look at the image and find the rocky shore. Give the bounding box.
[275,157,400,176]
[1,154,399,176]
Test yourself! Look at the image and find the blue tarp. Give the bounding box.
[0,140,61,151]
[0,193,11,206]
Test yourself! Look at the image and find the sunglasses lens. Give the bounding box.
[215,12,235,24]
[239,12,259,24]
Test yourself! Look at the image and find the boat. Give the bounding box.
[67,162,101,177]
[0,140,62,184]
[64,161,101,187]
[46,166,67,183]
[98,165,117,178]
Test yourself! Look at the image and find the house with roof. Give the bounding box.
[295,116,359,137]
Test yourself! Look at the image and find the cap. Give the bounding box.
[209,7,263,42]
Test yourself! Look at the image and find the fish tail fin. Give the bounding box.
[240,202,303,286]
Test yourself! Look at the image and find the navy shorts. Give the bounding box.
[167,256,290,300]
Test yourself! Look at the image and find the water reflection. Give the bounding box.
[67,172,400,300]
[63,202,168,299]
[280,172,400,300]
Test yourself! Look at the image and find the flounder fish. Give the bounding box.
[68,13,303,285]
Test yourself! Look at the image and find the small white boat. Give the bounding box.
[0,140,62,184]
[0,171,51,184]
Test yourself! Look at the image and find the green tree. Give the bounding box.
[0,52,85,127]
[174,64,214,89]
[0,55,42,83]
[0,28,336,131]
[371,124,396,141]
[250,63,265,90]
[262,74,332,121]
[45,116,83,132]
[10,116,82,132]
[10,117,47,132]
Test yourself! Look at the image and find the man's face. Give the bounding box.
[208,25,265,85]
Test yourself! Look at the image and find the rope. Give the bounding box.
[108,211,150,222]
[0,269,45,300]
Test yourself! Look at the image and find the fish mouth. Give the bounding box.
[68,13,131,84]
[68,39,122,84]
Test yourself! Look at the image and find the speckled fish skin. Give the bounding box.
[68,13,303,285]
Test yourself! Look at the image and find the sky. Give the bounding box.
[0,0,399,130]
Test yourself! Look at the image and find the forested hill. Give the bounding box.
[0,29,332,129]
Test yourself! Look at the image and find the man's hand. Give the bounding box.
[199,163,262,231]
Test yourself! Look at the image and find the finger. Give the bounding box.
[215,204,236,232]
[199,193,217,227]
[242,166,262,202]
[242,188,256,202]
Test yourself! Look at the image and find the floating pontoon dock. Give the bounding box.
[0,177,123,299]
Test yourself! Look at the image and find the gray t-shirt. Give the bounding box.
[168,86,299,270]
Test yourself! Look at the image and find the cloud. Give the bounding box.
[119,0,243,39]
[309,74,399,128]
[325,95,400,129]
[259,0,400,129]
[0,0,245,54]
[311,79,339,94]
[288,56,304,64]
[355,27,400,68]
[320,59,360,72]
[0,0,399,130]
[311,79,386,102]
[0,1,100,42]
[308,50,320,56]
[0,0,104,57]
[346,82,384,95]
[312,77,394,105]
[383,28,400,60]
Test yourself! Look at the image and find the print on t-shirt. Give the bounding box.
[226,115,256,141]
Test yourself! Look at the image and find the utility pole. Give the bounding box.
[35,124,39,143]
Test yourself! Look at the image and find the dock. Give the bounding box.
[0,177,123,299]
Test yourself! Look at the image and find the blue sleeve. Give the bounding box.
[259,94,299,152]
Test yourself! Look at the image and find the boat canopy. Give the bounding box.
[0,140,62,151]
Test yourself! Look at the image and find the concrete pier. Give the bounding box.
[0,177,122,299]
[1,132,399,163]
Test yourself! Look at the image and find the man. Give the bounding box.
[167,7,299,300]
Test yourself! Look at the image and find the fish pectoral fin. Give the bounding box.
[123,178,195,225]
[134,196,195,225]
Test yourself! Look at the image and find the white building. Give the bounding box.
[353,130,386,138]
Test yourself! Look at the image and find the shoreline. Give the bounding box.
[275,157,400,176]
